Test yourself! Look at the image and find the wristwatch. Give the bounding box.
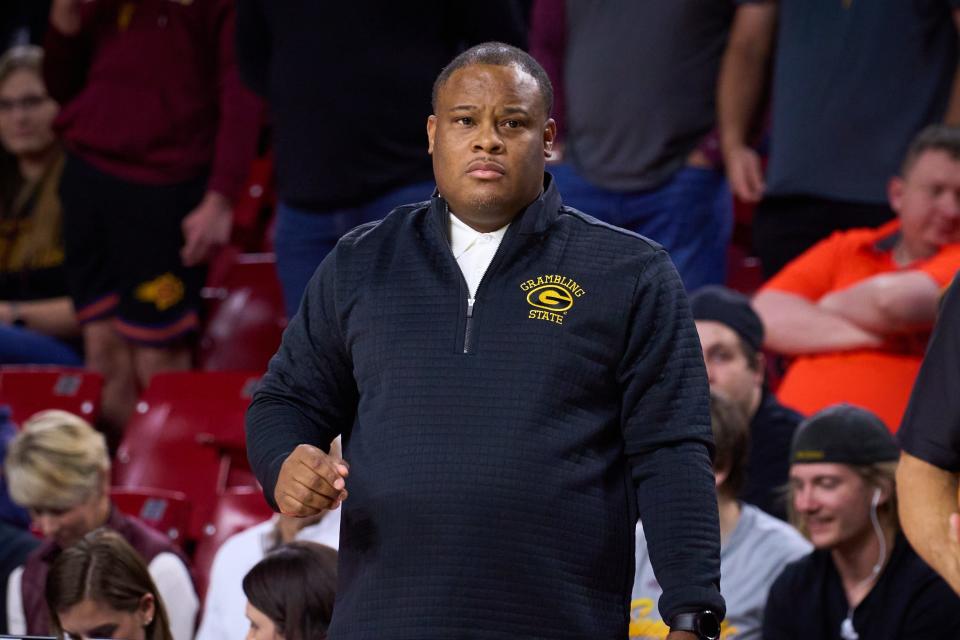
[669,610,721,639]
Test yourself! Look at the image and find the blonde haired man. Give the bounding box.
[3,410,198,639]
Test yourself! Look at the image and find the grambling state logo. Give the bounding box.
[520,274,585,325]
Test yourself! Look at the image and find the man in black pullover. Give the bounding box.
[246,43,725,640]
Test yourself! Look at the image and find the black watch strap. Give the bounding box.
[669,610,721,640]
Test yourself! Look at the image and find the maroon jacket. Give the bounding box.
[43,0,262,200]
[20,507,189,635]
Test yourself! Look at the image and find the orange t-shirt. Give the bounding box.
[762,221,960,431]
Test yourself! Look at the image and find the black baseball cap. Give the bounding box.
[791,404,899,465]
[689,286,764,352]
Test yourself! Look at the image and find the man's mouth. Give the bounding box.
[466,161,506,179]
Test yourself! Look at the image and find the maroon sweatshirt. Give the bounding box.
[43,0,262,201]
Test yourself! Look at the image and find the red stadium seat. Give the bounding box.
[0,366,103,426]
[200,252,286,373]
[110,487,191,546]
[113,371,262,541]
[192,485,274,599]
[725,244,765,295]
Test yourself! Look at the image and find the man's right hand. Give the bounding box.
[723,145,765,203]
[274,444,349,516]
[51,0,83,35]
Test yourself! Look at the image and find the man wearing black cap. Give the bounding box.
[690,285,802,520]
[763,404,960,640]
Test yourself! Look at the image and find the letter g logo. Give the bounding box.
[527,284,574,312]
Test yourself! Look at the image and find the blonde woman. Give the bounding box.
[3,410,197,639]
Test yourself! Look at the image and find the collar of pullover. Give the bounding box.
[429,172,562,239]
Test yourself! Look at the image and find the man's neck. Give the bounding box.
[17,146,57,182]
[450,209,516,233]
[831,523,896,607]
[717,495,741,546]
[892,237,935,267]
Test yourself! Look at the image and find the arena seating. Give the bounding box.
[192,485,275,598]
[199,251,286,373]
[0,366,103,426]
[111,487,191,546]
[113,371,262,542]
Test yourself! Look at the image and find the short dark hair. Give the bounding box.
[900,124,960,176]
[242,541,338,640]
[710,393,750,498]
[432,41,553,116]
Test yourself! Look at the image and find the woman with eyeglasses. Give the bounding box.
[0,44,79,365]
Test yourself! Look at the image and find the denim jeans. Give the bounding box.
[0,324,82,366]
[275,181,436,319]
[549,164,732,291]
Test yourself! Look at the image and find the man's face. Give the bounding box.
[890,149,960,253]
[29,490,104,549]
[427,64,556,230]
[696,320,763,416]
[0,68,58,157]
[789,463,877,550]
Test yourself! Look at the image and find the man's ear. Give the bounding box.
[753,350,766,387]
[543,118,557,159]
[888,176,905,215]
[426,115,437,155]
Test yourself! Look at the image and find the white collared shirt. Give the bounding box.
[449,213,509,299]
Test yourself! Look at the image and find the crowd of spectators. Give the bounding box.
[0,0,959,638]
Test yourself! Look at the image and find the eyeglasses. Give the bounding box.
[0,94,49,114]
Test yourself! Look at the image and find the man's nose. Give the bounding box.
[472,122,504,153]
[938,189,960,217]
[794,486,816,512]
[703,359,716,385]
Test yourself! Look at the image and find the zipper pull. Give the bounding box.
[463,298,475,354]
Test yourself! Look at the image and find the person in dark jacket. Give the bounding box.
[897,276,960,595]
[246,43,724,639]
[234,1,529,319]
[690,285,802,520]
[763,404,960,639]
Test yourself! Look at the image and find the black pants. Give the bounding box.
[753,195,895,278]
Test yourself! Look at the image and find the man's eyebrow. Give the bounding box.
[501,106,531,116]
[448,104,478,112]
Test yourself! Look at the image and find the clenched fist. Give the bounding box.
[274,444,349,516]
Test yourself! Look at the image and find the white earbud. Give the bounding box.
[872,487,882,507]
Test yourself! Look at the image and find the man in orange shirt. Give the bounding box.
[753,125,960,430]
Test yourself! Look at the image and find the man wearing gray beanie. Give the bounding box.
[762,404,960,640]
[690,285,802,520]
